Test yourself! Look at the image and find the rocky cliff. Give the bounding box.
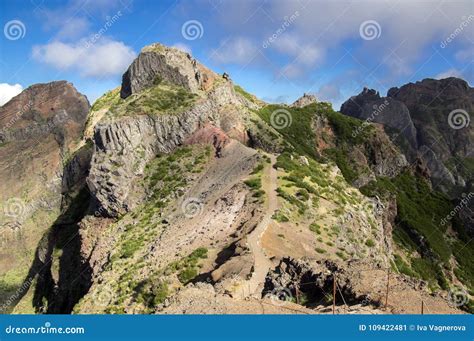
[87,44,250,217]
[120,43,217,98]
[1,44,471,315]
[341,78,474,194]
[0,81,90,313]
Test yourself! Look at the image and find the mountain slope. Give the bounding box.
[0,81,90,313]
[1,43,471,315]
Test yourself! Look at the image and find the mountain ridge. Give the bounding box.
[0,42,472,315]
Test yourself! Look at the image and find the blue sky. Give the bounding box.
[0,0,473,108]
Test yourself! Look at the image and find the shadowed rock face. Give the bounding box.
[0,81,90,311]
[340,88,418,150]
[341,78,474,194]
[0,81,90,207]
[388,77,474,162]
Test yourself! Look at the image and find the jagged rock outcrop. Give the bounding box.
[340,87,418,150]
[88,106,214,216]
[388,78,473,191]
[184,123,230,157]
[0,80,90,214]
[291,93,317,108]
[88,45,251,216]
[120,43,217,98]
[342,78,474,194]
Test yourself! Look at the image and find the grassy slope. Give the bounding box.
[257,103,374,182]
[256,102,473,310]
[91,78,197,120]
[74,146,212,313]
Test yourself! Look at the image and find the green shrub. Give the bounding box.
[234,85,256,103]
[135,279,169,309]
[309,223,321,234]
[120,236,144,258]
[365,239,375,247]
[393,255,417,278]
[272,211,289,222]
[244,178,262,190]
[178,268,198,284]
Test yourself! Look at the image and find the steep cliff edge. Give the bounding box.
[0,81,90,313]
[86,44,252,217]
[341,77,474,194]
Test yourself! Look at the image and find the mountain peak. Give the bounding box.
[120,42,218,99]
[291,93,317,108]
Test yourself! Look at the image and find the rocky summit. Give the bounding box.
[0,43,472,315]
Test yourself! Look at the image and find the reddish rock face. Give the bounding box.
[0,80,89,145]
[184,123,230,157]
[0,81,90,281]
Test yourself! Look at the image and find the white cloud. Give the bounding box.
[455,46,474,62]
[56,17,91,40]
[273,34,324,66]
[315,84,342,102]
[280,63,304,79]
[40,0,127,40]
[0,83,23,106]
[435,68,462,80]
[211,37,258,64]
[272,34,324,79]
[208,0,472,81]
[33,39,136,78]
[172,43,192,54]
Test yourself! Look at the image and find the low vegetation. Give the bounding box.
[361,171,472,290]
[91,79,197,119]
